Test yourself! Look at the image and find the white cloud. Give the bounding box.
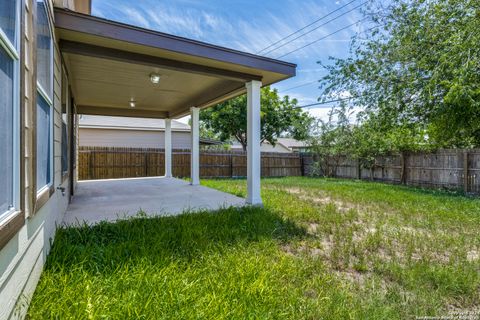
[307,105,363,123]
[307,107,334,122]
[123,7,151,29]
[332,90,353,99]
[286,91,317,106]
[202,12,222,29]
[94,0,362,58]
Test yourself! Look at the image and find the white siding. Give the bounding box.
[259,142,292,153]
[0,187,69,319]
[79,128,192,149]
[231,142,293,153]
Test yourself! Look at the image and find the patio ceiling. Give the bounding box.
[54,8,297,119]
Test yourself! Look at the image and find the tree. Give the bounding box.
[200,87,313,151]
[320,0,480,148]
[309,102,355,176]
[309,104,431,177]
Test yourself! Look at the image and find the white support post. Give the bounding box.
[164,118,172,178]
[190,107,200,185]
[246,80,262,206]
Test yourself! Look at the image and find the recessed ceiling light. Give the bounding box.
[129,100,136,108]
[150,73,161,84]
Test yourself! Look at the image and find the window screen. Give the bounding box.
[36,0,53,193]
[36,0,52,99]
[36,94,51,191]
[0,46,14,214]
[0,0,17,46]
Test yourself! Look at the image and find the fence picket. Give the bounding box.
[78,147,480,194]
[79,147,302,180]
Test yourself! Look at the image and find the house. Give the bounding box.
[0,0,295,318]
[231,138,311,153]
[79,115,221,149]
[275,138,312,153]
[79,116,305,152]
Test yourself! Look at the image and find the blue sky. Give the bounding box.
[92,0,367,121]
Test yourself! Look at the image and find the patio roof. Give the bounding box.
[54,8,297,119]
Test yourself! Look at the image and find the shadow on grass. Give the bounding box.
[46,206,306,274]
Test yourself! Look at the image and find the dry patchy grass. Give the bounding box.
[28,177,480,319]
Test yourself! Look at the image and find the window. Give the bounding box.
[36,0,52,100]
[0,0,20,221]
[0,46,14,215]
[36,0,53,193]
[0,0,17,47]
[36,94,51,189]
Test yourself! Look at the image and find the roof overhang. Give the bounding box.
[54,8,296,119]
[78,125,191,132]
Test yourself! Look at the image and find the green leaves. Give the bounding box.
[320,0,480,148]
[200,87,314,150]
[310,104,431,170]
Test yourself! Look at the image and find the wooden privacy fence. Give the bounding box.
[79,146,480,194]
[302,149,480,194]
[78,146,302,180]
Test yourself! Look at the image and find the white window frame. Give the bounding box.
[0,0,21,223]
[36,0,54,195]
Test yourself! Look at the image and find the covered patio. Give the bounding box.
[55,8,296,219]
[63,177,245,225]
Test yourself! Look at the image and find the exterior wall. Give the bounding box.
[291,147,311,153]
[72,0,91,14]
[259,142,292,153]
[79,128,193,149]
[53,0,90,14]
[53,0,74,10]
[231,142,293,153]
[0,185,69,319]
[0,0,71,318]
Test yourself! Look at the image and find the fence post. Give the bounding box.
[88,151,94,180]
[230,153,233,178]
[401,152,407,185]
[300,153,305,176]
[463,150,469,192]
[144,152,148,176]
[357,160,361,180]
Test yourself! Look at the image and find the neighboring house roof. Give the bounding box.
[79,115,191,132]
[230,138,310,153]
[276,138,310,149]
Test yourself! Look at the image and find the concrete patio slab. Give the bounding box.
[63,177,245,226]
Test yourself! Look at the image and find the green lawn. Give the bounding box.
[28,177,480,319]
